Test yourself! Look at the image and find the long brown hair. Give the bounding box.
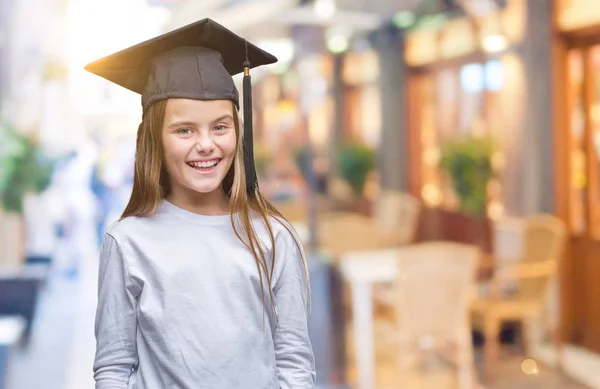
[121,100,310,318]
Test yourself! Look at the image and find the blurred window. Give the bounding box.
[564,45,600,238]
[568,49,587,234]
[485,60,504,91]
[587,45,600,238]
[417,59,505,213]
[460,63,484,93]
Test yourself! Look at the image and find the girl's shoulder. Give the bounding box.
[252,213,294,237]
[250,214,304,252]
[103,213,158,244]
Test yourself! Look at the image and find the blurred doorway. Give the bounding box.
[557,40,600,354]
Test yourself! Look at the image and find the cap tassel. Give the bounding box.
[243,41,258,197]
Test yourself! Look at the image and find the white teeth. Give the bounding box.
[190,160,218,168]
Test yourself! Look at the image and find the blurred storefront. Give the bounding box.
[339,49,381,149]
[553,0,600,355]
[248,1,551,237]
[403,0,534,253]
[396,0,600,369]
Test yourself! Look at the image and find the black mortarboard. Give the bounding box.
[84,18,278,196]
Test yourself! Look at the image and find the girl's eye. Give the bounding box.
[213,125,227,132]
[177,128,193,135]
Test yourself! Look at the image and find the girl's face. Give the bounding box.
[162,98,237,199]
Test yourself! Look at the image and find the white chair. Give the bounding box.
[389,242,480,389]
[328,177,355,209]
[374,190,421,246]
[472,214,567,381]
[371,191,422,318]
[492,216,524,266]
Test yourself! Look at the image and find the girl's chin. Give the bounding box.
[181,176,225,194]
[186,183,222,194]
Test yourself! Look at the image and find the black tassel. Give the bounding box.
[243,41,258,197]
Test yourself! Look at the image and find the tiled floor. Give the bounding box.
[344,348,588,389]
[343,330,589,389]
[534,343,600,389]
[483,352,584,389]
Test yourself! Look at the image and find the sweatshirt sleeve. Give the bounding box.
[93,233,140,389]
[272,233,316,388]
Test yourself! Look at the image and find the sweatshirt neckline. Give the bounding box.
[159,199,233,225]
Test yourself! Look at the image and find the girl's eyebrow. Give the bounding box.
[167,120,197,129]
[210,114,234,125]
[167,115,233,129]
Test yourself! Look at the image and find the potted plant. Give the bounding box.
[0,122,55,267]
[439,134,497,216]
[335,144,375,215]
[437,134,498,251]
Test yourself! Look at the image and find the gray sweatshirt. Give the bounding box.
[93,200,315,389]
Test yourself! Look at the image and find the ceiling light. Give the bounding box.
[482,34,508,53]
[313,0,336,20]
[327,35,349,54]
[325,25,351,54]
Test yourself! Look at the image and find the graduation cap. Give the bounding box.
[84,18,278,196]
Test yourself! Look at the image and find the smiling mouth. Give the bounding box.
[187,158,221,172]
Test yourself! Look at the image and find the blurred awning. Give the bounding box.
[166,0,423,36]
[163,0,508,73]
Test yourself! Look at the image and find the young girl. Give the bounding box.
[86,19,315,389]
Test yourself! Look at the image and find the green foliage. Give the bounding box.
[439,135,497,216]
[0,122,55,213]
[336,144,375,197]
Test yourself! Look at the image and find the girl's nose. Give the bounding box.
[195,132,215,152]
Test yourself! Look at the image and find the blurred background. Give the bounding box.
[1,0,599,388]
